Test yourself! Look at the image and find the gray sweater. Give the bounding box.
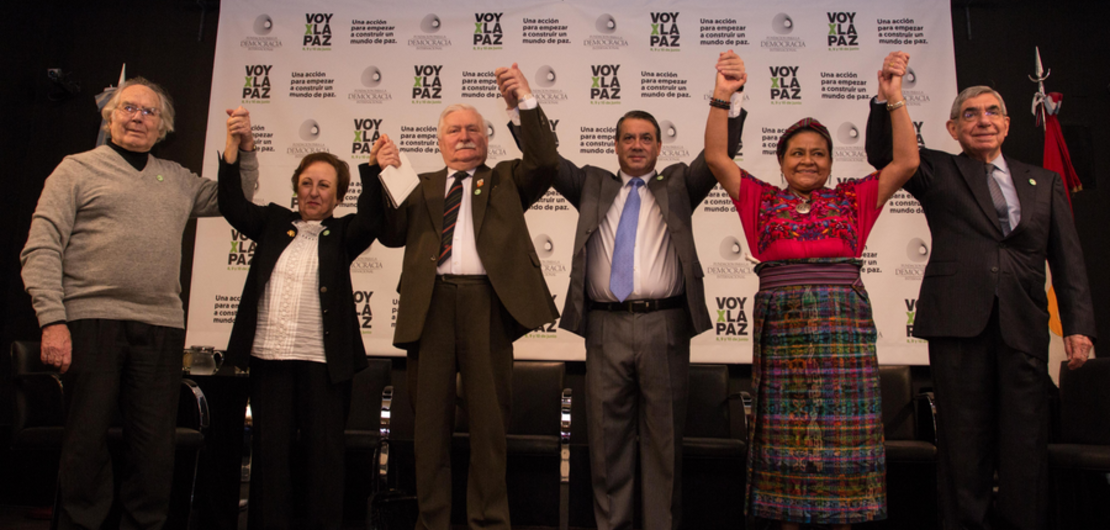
[21,145,259,329]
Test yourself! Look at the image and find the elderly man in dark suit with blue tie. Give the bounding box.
[866,81,1096,530]
[498,53,747,530]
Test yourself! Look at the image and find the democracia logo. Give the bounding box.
[409,14,452,50]
[241,14,282,51]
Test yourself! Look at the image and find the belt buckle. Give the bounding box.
[627,300,650,313]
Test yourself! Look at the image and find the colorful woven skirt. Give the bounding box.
[746,258,886,524]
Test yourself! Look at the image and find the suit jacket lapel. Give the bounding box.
[471,165,492,236]
[1006,156,1036,237]
[424,168,448,236]
[646,171,669,221]
[955,154,1005,235]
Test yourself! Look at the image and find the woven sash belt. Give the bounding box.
[757,262,863,290]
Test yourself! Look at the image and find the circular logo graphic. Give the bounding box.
[719,236,743,261]
[533,234,555,259]
[421,14,442,34]
[837,122,860,145]
[299,119,321,142]
[772,13,794,35]
[906,238,929,263]
[596,14,617,34]
[361,66,383,88]
[903,67,918,90]
[253,14,274,35]
[658,120,678,144]
[484,120,496,140]
[535,65,557,88]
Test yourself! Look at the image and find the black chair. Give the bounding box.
[1049,358,1110,529]
[9,340,209,530]
[683,363,747,458]
[879,365,936,463]
[369,384,418,529]
[343,357,393,521]
[454,360,572,530]
[874,364,938,530]
[681,363,748,529]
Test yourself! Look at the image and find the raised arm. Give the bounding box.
[223,106,256,164]
[194,107,259,218]
[217,148,267,241]
[343,136,396,255]
[873,51,919,208]
[704,50,747,201]
[358,136,409,248]
[494,63,558,207]
[497,63,589,208]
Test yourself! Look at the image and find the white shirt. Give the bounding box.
[437,168,487,276]
[988,154,1021,229]
[586,171,682,302]
[252,220,327,363]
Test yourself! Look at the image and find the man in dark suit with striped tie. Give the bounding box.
[866,84,1096,530]
[361,83,558,530]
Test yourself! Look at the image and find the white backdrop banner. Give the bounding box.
[187,0,959,363]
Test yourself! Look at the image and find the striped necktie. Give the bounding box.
[440,171,468,262]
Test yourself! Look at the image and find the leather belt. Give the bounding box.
[588,295,685,313]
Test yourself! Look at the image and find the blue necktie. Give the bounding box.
[610,178,644,302]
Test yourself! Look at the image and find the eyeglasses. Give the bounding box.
[116,104,160,118]
[960,107,1004,121]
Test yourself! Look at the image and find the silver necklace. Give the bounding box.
[790,190,812,214]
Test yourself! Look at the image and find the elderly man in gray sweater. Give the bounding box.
[20,77,259,529]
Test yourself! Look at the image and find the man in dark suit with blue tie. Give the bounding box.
[498,53,747,530]
[866,83,1096,530]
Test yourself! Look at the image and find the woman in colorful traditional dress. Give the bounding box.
[703,50,919,529]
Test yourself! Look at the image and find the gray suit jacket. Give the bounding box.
[866,100,1096,357]
[514,110,746,337]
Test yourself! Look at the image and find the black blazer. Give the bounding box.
[866,100,1096,357]
[218,157,382,383]
[510,110,746,337]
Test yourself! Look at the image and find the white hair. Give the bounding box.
[100,77,176,142]
[437,104,486,140]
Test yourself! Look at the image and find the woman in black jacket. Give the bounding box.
[219,132,387,529]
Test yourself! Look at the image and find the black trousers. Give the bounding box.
[59,319,185,530]
[248,358,352,530]
[408,275,515,530]
[928,301,1051,530]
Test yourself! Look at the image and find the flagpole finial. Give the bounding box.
[1029,47,1050,84]
[1030,47,1051,127]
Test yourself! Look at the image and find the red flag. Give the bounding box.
[1041,92,1082,210]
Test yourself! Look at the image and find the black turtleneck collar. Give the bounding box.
[107,141,150,171]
